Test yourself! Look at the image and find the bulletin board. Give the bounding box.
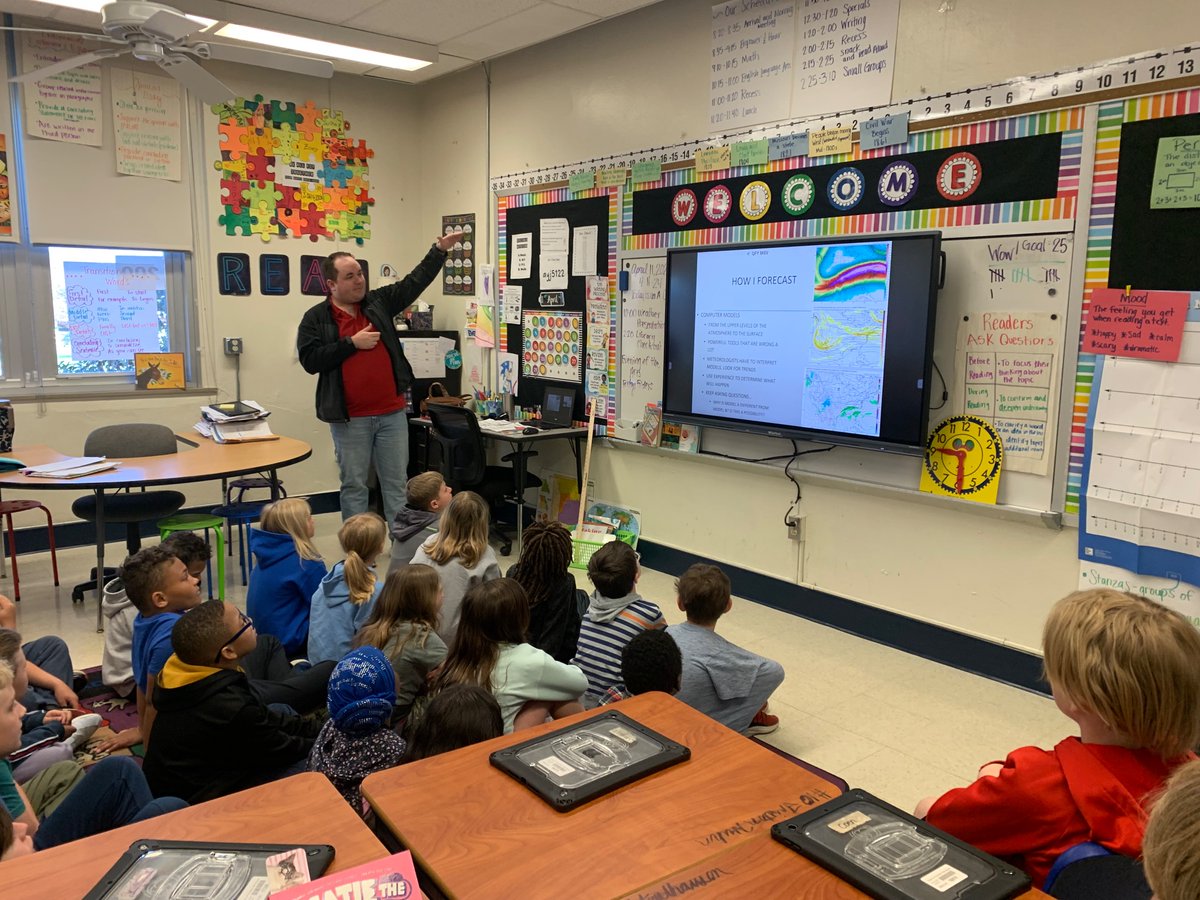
[497,188,618,420]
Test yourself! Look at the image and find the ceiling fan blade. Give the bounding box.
[140,8,204,43]
[10,48,128,84]
[0,26,125,45]
[156,54,235,104]
[199,42,334,79]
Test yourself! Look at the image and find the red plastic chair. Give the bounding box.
[0,500,60,601]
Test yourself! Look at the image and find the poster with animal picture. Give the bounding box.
[522,311,582,383]
[134,353,185,390]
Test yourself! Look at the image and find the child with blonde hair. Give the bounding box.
[435,579,586,733]
[309,513,388,663]
[354,564,447,720]
[411,491,500,644]
[247,498,327,657]
[918,588,1200,890]
[1143,758,1200,900]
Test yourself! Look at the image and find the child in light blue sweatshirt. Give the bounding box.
[308,514,388,664]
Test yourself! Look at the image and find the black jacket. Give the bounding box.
[143,665,323,803]
[506,565,585,663]
[296,245,447,423]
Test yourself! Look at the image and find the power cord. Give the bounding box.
[930,358,949,411]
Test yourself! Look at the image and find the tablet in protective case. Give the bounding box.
[771,789,1031,900]
[83,839,335,900]
[489,709,690,811]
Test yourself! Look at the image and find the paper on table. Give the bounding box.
[401,337,447,379]
[540,218,569,252]
[540,253,568,289]
[510,233,532,279]
[572,226,598,276]
[502,284,523,325]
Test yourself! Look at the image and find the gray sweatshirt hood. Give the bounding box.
[586,589,643,623]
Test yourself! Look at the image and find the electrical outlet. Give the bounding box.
[224,337,244,356]
[787,520,801,540]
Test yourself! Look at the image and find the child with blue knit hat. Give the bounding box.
[308,647,405,818]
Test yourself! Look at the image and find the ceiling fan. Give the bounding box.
[3,1,335,103]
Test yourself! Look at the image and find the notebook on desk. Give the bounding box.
[538,385,576,429]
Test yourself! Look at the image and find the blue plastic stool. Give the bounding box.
[156,513,226,599]
[211,502,267,586]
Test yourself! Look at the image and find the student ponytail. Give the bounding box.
[338,513,389,605]
[261,498,322,562]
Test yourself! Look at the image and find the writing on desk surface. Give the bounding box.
[636,867,731,900]
[699,789,834,846]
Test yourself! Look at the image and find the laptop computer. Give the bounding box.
[539,385,577,429]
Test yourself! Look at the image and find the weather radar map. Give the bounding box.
[802,243,891,436]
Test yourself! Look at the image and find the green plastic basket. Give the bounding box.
[570,527,638,570]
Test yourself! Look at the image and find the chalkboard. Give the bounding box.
[613,229,1077,514]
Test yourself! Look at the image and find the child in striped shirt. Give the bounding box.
[571,541,665,706]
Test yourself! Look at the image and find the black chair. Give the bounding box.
[71,424,187,615]
[1044,841,1152,899]
[425,405,541,555]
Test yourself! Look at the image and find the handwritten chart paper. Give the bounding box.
[957,312,1062,475]
[1078,560,1200,623]
[64,257,163,360]
[709,0,795,131]
[694,146,731,173]
[860,112,909,150]
[617,258,667,441]
[791,0,899,121]
[21,34,103,146]
[1150,134,1200,209]
[1082,287,1189,361]
[111,69,181,181]
[1081,356,1200,585]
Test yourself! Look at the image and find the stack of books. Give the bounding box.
[195,400,277,443]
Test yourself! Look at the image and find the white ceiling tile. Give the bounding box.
[203,0,385,20]
[441,3,598,60]
[547,0,661,16]
[346,0,542,45]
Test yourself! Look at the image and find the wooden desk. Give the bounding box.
[362,692,841,898]
[617,834,1052,900]
[0,773,387,896]
[0,436,311,628]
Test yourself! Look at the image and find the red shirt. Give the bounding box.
[331,302,406,417]
[925,737,1194,888]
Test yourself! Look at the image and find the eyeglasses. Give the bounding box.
[214,611,254,663]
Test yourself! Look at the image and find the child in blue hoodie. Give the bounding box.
[247,499,327,658]
[308,513,387,664]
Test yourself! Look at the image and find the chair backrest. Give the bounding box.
[1045,842,1151,899]
[83,423,178,459]
[426,405,486,490]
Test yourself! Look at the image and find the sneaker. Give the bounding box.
[743,706,779,736]
[290,658,312,671]
[72,671,89,694]
[65,713,103,751]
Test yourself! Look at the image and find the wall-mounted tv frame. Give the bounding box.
[662,231,943,455]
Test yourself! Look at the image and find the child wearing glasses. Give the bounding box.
[143,600,323,803]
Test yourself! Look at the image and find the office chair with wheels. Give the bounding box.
[70,424,187,610]
[425,405,541,555]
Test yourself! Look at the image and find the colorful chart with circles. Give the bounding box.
[522,311,583,383]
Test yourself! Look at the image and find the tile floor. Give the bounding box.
[3,512,1067,812]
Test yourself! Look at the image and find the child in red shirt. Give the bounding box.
[916,588,1200,889]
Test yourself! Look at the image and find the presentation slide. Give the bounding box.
[691,242,892,437]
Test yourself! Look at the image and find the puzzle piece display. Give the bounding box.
[294,132,325,161]
[275,206,305,237]
[248,201,278,241]
[245,149,275,182]
[215,150,248,178]
[275,184,299,207]
[337,139,374,163]
[238,128,273,156]
[299,204,330,241]
[318,108,349,137]
[322,160,352,187]
[324,188,351,213]
[269,100,300,129]
[270,128,302,158]
[219,207,256,236]
[294,101,323,137]
[220,174,250,212]
[298,182,331,207]
[243,182,283,210]
[218,122,251,149]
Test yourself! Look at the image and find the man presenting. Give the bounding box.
[298,231,463,524]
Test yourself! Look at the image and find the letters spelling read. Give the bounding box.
[1082,287,1189,362]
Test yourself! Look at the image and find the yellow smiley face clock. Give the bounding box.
[919,415,1004,504]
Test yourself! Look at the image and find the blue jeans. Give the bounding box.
[329,409,409,526]
[21,636,74,711]
[32,757,187,850]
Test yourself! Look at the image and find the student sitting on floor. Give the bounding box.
[0,595,83,713]
[506,521,584,663]
[0,661,186,851]
[143,600,323,804]
[916,588,1200,890]
[388,471,453,575]
[247,498,327,659]
[403,684,503,763]
[1144,758,1200,900]
[102,532,213,700]
[667,563,783,736]
[309,513,388,664]
[600,629,683,705]
[0,803,32,861]
[308,647,405,820]
[571,541,665,707]
[353,564,447,722]
[435,579,586,733]
[411,491,500,645]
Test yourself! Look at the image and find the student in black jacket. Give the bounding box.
[143,600,322,803]
[296,232,463,527]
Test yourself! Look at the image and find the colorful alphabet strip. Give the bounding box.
[212,95,375,244]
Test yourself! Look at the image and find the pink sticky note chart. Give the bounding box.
[1082,287,1190,361]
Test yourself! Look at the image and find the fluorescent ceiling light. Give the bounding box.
[215,23,432,71]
